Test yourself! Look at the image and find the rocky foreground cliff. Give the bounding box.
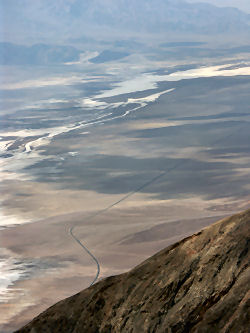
[17,210,250,333]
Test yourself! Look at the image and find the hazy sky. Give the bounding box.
[187,0,250,13]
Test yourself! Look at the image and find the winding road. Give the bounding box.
[68,119,249,287]
[68,168,182,286]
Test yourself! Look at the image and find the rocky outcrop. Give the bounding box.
[16,209,250,333]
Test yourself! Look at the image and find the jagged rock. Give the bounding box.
[16,209,250,333]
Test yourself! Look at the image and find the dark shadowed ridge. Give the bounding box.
[16,209,250,333]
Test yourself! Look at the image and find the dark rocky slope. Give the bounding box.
[16,210,250,333]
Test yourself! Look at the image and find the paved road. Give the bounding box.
[69,225,100,286]
[68,122,248,286]
[68,170,173,286]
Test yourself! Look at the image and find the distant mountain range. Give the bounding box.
[68,0,250,34]
[2,0,250,43]
[2,40,250,66]
[0,43,81,66]
[16,209,250,332]
[2,0,250,66]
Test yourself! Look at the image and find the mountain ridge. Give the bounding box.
[16,209,250,332]
[2,0,250,43]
